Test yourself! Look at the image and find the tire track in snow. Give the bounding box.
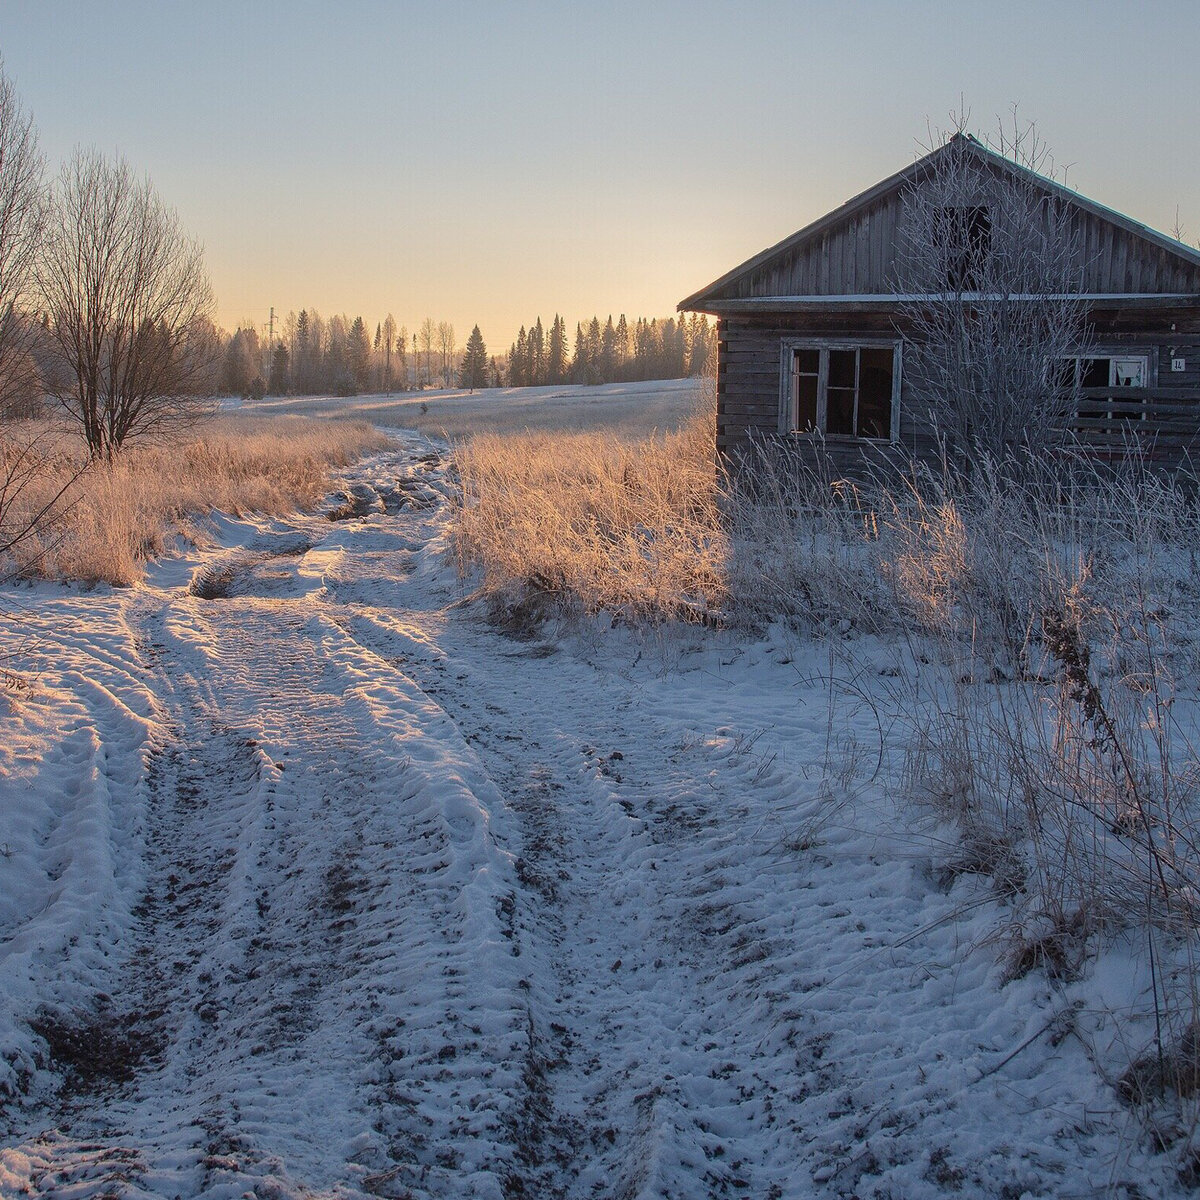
[2,441,532,1199]
[340,617,817,1198]
[5,434,1185,1198]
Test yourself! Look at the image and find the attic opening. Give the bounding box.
[934,205,992,289]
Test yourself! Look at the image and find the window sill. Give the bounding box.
[789,431,897,444]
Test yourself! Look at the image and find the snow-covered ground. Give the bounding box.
[226,378,706,440]
[0,419,1184,1197]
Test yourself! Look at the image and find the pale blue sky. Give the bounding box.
[2,1,1197,347]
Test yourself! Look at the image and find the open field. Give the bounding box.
[228,377,708,440]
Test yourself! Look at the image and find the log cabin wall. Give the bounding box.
[715,306,1200,473]
[716,310,939,474]
[1074,306,1200,467]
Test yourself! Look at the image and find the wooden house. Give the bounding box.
[679,135,1200,472]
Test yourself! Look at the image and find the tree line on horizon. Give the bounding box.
[506,313,714,388]
[0,61,716,423]
[220,310,716,399]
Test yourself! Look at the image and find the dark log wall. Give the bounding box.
[717,312,938,473]
[1076,308,1200,466]
[716,306,1200,473]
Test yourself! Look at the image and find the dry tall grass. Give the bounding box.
[735,438,1200,1129]
[2,415,389,584]
[454,397,726,625]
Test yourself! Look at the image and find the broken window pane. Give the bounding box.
[828,349,856,390]
[788,343,898,441]
[795,373,818,431]
[857,348,893,438]
[794,348,820,374]
[935,205,992,289]
[826,387,855,436]
[1112,359,1145,387]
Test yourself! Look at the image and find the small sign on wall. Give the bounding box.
[1172,358,1187,372]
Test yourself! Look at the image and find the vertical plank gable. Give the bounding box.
[699,161,1200,305]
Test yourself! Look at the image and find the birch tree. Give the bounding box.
[437,321,455,387]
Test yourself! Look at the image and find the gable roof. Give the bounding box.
[679,134,1200,312]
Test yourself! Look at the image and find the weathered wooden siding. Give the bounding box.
[715,306,1200,473]
[718,172,1200,302]
[726,196,905,299]
[1069,212,1200,294]
[1072,312,1200,466]
[717,312,938,472]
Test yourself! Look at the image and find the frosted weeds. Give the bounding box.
[0,427,1187,1197]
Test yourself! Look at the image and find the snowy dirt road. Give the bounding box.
[0,434,1182,1198]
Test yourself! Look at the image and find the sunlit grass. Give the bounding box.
[454,392,727,624]
[2,415,390,585]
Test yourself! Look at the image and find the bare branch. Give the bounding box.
[0,59,46,420]
[894,121,1092,459]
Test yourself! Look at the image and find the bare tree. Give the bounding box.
[0,63,82,587]
[418,317,435,388]
[0,62,45,419]
[39,149,217,460]
[382,312,397,391]
[436,321,455,387]
[894,117,1091,459]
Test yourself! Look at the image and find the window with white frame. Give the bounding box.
[785,343,899,440]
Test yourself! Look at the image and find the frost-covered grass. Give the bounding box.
[456,414,1200,1136]
[1,416,389,585]
[7,425,1200,1192]
[739,444,1200,1136]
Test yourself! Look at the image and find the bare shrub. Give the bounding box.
[3,416,388,585]
[38,149,218,461]
[895,118,1091,458]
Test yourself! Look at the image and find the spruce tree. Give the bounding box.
[512,326,528,387]
[529,317,545,385]
[547,314,567,383]
[459,324,488,392]
[348,316,372,393]
[571,323,587,383]
[600,316,617,383]
[586,317,602,384]
[268,342,290,395]
[294,309,311,392]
